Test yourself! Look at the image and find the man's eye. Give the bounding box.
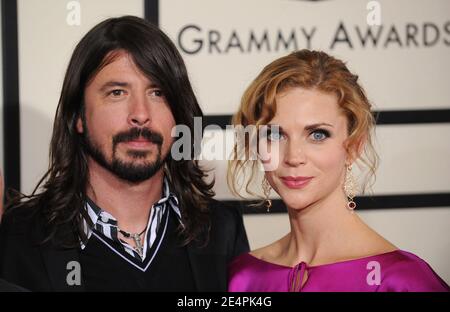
[110,89,125,97]
[151,89,163,97]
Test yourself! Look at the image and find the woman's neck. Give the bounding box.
[280,189,373,267]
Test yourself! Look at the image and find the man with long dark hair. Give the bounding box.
[0,16,249,291]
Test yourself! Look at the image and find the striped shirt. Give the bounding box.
[81,178,182,262]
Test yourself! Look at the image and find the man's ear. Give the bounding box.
[76,116,84,134]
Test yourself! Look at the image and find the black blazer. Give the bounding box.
[0,278,28,292]
[0,199,249,292]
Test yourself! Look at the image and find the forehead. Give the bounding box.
[270,87,344,126]
[88,50,151,86]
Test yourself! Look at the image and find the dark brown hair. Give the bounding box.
[7,16,214,247]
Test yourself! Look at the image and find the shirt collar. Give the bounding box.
[157,177,181,217]
[81,177,182,242]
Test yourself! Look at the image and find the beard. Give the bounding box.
[82,121,166,183]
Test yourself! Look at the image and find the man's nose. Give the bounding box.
[128,94,151,127]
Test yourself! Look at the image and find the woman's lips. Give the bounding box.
[280,176,313,189]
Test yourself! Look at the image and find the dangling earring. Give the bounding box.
[344,165,357,213]
[262,177,272,212]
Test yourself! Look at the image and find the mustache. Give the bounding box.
[112,127,163,147]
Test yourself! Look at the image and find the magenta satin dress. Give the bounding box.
[228,250,449,292]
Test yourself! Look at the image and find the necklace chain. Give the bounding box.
[118,227,147,258]
[118,227,146,238]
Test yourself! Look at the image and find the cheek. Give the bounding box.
[86,109,120,145]
[159,111,176,152]
[264,171,278,192]
[315,151,341,170]
[312,145,347,183]
[259,141,282,172]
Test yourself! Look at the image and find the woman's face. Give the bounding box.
[260,87,350,210]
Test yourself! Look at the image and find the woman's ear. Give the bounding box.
[346,136,366,166]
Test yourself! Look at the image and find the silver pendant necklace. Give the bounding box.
[119,228,146,258]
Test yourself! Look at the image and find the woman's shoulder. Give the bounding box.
[379,250,449,292]
[228,252,253,270]
[228,252,258,292]
[228,250,273,273]
[228,241,291,292]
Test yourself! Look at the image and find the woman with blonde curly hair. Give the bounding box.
[227,50,449,292]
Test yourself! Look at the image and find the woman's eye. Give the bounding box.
[310,129,330,141]
[267,130,283,141]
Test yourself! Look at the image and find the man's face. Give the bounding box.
[77,50,176,183]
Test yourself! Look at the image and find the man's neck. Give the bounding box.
[86,159,164,234]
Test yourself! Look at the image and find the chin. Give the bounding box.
[284,202,308,211]
[279,195,308,211]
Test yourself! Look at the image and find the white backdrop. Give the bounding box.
[160,0,450,197]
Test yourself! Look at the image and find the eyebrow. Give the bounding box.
[304,123,334,131]
[99,81,160,91]
[99,81,130,92]
[267,122,333,131]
